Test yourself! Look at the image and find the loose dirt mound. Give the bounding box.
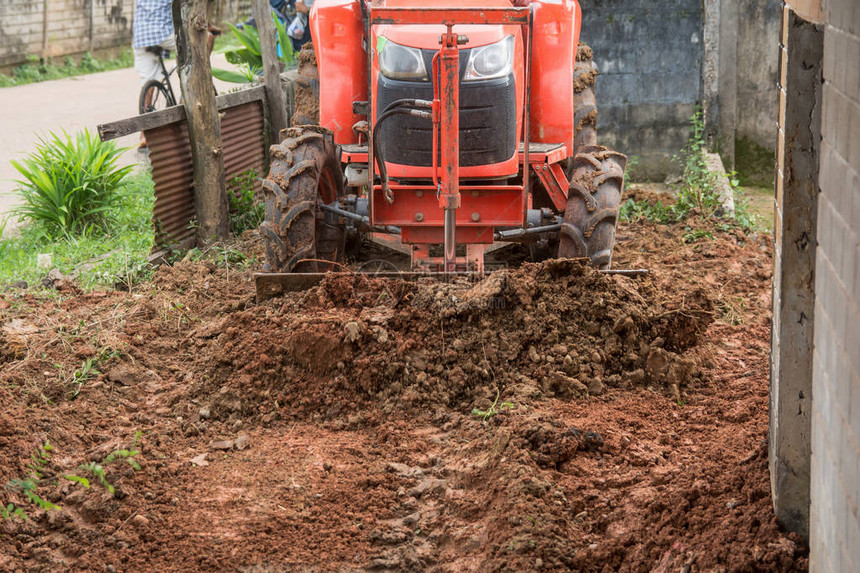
[0,202,804,572]
[194,260,712,429]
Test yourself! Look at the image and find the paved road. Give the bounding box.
[0,54,233,234]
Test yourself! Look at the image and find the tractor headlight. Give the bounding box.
[379,40,429,81]
[464,36,514,81]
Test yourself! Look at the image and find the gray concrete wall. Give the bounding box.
[769,5,822,541]
[0,0,134,69]
[808,0,860,568]
[734,0,781,185]
[579,0,704,180]
[0,0,249,70]
[580,0,779,181]
[736,0,781,151]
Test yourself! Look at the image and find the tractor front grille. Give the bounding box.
[376,54,516,168]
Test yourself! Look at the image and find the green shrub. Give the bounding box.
[11,130,132,238]
[213,17,296,83]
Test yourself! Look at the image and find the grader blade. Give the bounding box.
[254,271,491,302]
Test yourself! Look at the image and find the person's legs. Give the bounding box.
[133,48,162,84]
[134,38,176,148]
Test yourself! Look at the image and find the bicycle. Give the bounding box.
[138,47,178,115]
[138,26,220,115]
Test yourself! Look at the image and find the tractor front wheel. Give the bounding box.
[558,146,627,269]
[260,127,345,273]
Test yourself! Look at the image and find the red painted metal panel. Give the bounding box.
[311,0,367,145]
[401,226,494,244]
[370,7,529,26]
[371,187,523,227]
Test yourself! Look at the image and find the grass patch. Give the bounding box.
[0,170,155,290]
[0,51,134,88]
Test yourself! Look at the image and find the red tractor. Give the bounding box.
[256,0,627,296]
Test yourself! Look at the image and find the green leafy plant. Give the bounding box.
[3,441,61,518]
[11,130,132,239]
[77,462,114,495]
[472,390,514,421]
[0,503,28,521]
[105,448,142,471]
[227,169,264,234]
[0,167,154,290]
[213,18,296,83]
[681,227,714,244]
[212,62,260,84]
[76,447,141,495]
[68,357,100,399]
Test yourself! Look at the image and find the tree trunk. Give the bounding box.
[172,0,229,246]
[253,0,289,144]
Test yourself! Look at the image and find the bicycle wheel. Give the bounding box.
[139,80,175,114]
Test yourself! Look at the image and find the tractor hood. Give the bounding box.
[376,0,515,50]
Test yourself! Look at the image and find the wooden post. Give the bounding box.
[41,0,49,59]
[253,0,288,143]
[172,0,230,246]
[89,0,95,53]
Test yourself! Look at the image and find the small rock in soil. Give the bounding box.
[210,439,234,451]
[131,515,150,528]
[234,434,250,451]
[190,453,209,467]
[344,321,362,343]
[407,478,447,499]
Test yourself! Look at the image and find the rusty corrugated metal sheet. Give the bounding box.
[146,100,266,249]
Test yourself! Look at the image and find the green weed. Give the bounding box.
[3,441,60,519]
[620,109,761,234]
[681,227,714,244]
[68,357,100,399]
[472,390,514,421]
[227,169,264,235]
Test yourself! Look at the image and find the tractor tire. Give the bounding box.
[574,43,598,152]
[558,145,627,269]
[292,45,320,126]
[260,126,345,273]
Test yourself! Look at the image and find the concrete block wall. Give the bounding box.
[736,0,782,151]
[0,0,50,67]
[0,0,248,70]
[809,0,860,569]
[579,0,780,181]
[0,0,132,68]
[579,0,704,180]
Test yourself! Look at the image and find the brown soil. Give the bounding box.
[576,43,593,63]
[293,45,321,126]
[0,191,805,572]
